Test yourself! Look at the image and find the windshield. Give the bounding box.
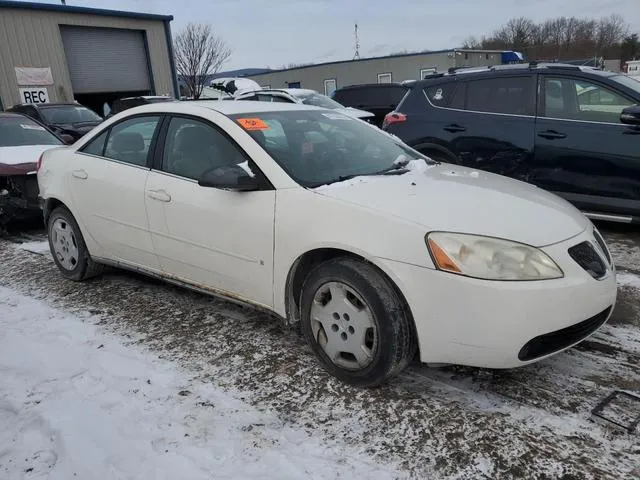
[230,110,434,187]
[0,116,62,147]
[40,105,102,124]
[295,92,346,109]
[611,75,640,95]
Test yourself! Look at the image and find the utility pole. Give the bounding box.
[353,23,360,60]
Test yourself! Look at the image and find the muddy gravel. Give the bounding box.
[1,226,639,480]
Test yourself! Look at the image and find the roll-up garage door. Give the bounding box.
[60,26,151,94]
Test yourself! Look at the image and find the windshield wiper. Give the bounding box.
[371,158,411,176]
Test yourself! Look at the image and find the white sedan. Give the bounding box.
[37,101,617,386]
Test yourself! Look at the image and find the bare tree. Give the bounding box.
[461,36,482,49]
[174,23,231,99]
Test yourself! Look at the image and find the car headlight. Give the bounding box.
[426,232,563,281]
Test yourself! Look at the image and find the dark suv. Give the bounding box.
[383,63,640,222]
[7,102,103,141]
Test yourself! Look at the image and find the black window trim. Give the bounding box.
[152,113,275,190]
[536,72,638,126]
[77,113,165,169]
[422,73,537,118]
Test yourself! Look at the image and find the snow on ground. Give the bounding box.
[15,240,51,256]
[0,286,399,480]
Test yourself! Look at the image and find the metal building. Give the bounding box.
[0,0,178,113]
[246,49,524,96]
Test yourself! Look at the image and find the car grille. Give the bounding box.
[518,306,611,361]
[592,228,611,265]
[568,241,607,279]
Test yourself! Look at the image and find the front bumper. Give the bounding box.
[376,228,617,368]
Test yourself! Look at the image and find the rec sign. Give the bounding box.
[19,87,50,104]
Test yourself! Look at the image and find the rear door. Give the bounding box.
[428,74,536,180]
[69,115,162,269]
[532,74,640,218]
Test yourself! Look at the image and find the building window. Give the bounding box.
[377,73,392,84]
[287,81,301,88]
[324,78,337,96]
[420,68,437,79]
[464,53,469,60]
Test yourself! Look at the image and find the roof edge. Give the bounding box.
[0,0,173,21]
[245,49,517,77]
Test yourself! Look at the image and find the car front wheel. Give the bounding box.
[48,206,103,281]
[300,257,416,387]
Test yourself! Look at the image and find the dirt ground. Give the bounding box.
[1,222,639,480]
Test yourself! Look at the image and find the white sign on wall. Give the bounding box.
[19,87,50,104]
[15,67,53,86]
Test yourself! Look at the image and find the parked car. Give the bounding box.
[7,102,103,141]
[234,88,376,122]
[331,83,410,127]
[108,96,175,116]
[38,101,616,386]
[0,112,66,229]
[382,63,640,223]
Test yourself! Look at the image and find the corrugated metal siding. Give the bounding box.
[248,51,503,93]
[61,26,151,93]
[0,7,174,108]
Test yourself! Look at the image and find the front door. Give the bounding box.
[532,75,640,217]
[145,115,276,307]
[68,115,162,269]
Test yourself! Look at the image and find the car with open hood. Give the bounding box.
[37,101,617,386]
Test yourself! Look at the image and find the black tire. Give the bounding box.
[47,206,103,281]
[300,257,416,387]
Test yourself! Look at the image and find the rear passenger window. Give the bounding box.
[466,77,534,115]
[104,116,160,167]
[424,83,458,107]
[81,131,108,156]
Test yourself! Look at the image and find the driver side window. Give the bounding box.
[162,117,249,181]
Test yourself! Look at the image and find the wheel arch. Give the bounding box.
[284,247,420,354]
[412,142,459,163]
[43,197,67,224]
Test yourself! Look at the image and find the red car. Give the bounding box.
[0,112,72,230]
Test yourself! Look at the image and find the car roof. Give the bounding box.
[125,100,323,116]
[415,62,618,86]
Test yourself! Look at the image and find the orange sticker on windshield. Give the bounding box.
[236,118,269,131]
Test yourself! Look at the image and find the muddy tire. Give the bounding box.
[300,257,416,387]
[47,206,103,281]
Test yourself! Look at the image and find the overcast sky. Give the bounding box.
[19,0,640,70]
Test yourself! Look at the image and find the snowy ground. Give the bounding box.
[1,224,639,479]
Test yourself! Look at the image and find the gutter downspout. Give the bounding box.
[163,18,180,99]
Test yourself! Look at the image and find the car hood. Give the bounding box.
[0,145,58,169]
[312,161,589,247]
[336,107,375,119]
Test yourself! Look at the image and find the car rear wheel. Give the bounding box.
[48,206,103,281]
[300,257,416,387]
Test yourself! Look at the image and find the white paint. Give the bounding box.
[0,286,399,479]
[37,101,618,377]
[0,145,57,166]
[18,87,49,104]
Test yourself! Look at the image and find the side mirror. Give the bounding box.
[620,105,640,126]
[198,163,262,191]
[60,134,75,145]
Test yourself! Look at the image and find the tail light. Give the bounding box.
[382,112,407,129]
[36,152,45,172]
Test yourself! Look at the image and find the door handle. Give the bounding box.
[72,169,88,179]
[146,189,171,202]
[538,130,567,140]
[444,124,466,133]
